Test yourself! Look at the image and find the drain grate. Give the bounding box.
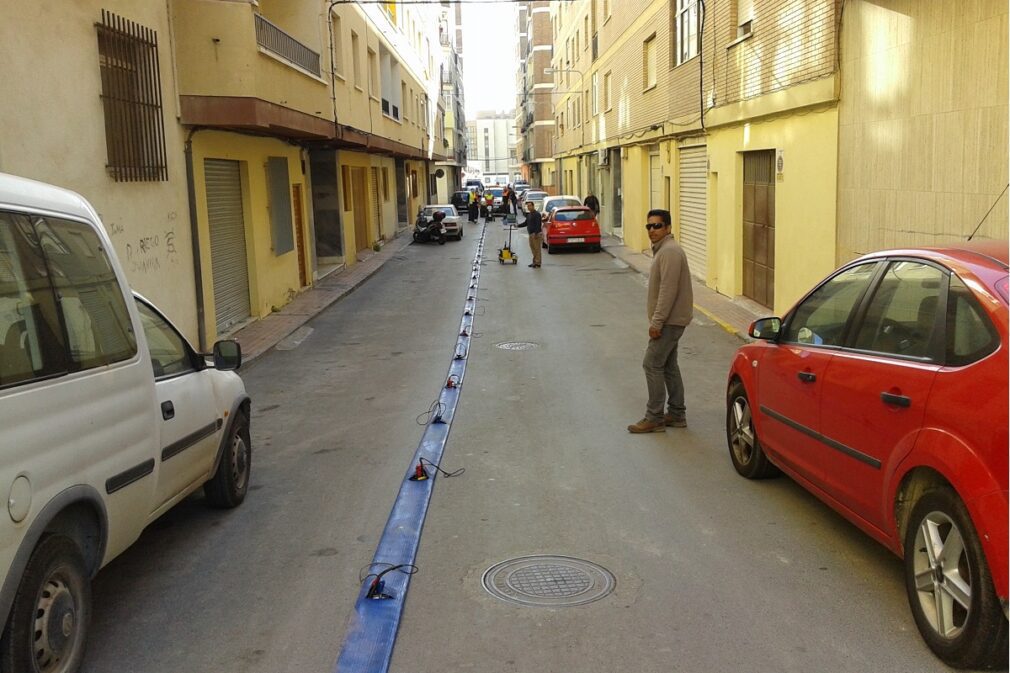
[496,341,539,351]
[481,555,615,607]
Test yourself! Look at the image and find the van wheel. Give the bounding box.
[904,488,1008,669]
[205,410,251,508]
[1,535,90,673]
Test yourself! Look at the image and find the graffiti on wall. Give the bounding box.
[105,211,181,276]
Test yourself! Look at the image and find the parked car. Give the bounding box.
[522,190,549,212]
[725,242,1009,669]
[541,195,582,221]
[421,204,462,240]
[0,172,252,673]
[542,206,602,253]
[450,191,469,211]
[464,178,482,191]
[488,187,504,209]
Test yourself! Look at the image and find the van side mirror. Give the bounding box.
[213,340,242,370]
[749,317,782,341]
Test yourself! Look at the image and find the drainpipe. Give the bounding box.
[184,127,207,351]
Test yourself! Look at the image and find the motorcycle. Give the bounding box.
[413,209,446,245]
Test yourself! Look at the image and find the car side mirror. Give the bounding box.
[213,339,242,370]
[749,317,782,341]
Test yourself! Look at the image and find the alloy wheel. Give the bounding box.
[729,396,755,466]
[911,511,972,640]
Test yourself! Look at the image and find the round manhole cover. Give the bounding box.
[481,555,615,607]
[496,341,539,351]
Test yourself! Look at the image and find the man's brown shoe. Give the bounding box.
[627,418,665,433]
[664,414,687,428]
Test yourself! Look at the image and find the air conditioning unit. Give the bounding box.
[598,148,609,165]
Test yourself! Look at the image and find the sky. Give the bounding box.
[460,1,519,118]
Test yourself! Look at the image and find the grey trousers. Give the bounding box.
[643,324,686,422]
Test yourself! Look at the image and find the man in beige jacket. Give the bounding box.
[628,209,693,433]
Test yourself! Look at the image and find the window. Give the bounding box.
[643,34,657,89]
[575,31,580,57]
[604,71,612,110]
[0,212,67,388]
[851,261,944,358]
[584,17,590,48]
[604,0,611,18]
[945,274,1000,366]
[381,167,389,201]
[673,0,700,67]
[782,263,879,347]
[35,215,137,370]
[333,16,344,77]
[96,10,168,182]
[266,157,294,255]
[592,72,599,114]
[136,299,194,378]
[351,32,361,88]
[735,0,754,39]
[368,48,377,96]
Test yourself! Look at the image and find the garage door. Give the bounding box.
[205,159,251,334]
[678,145,707,280]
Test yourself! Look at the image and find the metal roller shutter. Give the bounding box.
[204,159,251,334]
[678,145,708,280]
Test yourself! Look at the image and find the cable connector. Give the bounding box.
[446,375,460,389]
[454,346,467,360]
[408,460,429,481]
[460,327,469,337]
[464,309,472,316]
[359,563,419,601]
[420,456,465,478]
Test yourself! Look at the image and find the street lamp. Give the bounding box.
[543,66,586,150]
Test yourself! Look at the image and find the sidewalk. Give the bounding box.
[600,235,766,341]
[230,232,413,362]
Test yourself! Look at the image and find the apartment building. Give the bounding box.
[515,1,557,190]
[435,3,468,203]
[467,112,518,184]
[0,0,453,345]
[551,0,1006,314]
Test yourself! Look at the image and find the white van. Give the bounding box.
[0,173,251,673]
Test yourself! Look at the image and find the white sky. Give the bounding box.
[461,2,518,118]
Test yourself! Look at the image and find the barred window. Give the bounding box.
[96,10,168,182]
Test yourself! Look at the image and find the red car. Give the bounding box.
[542,206,601,253]
[725,242,1008,669]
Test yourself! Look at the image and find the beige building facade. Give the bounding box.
[516,1,557,190]
[547,0,1006,315]
[0,0,455,346]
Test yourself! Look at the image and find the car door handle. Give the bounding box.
[797,371,816,383]
[880,392,911,408]
[161,401,175,420]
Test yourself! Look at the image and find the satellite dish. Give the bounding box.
[435,168,445,178]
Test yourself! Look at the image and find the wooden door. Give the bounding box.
[292,184,309,287]
[742,151,775,307]
[352,167,369,252]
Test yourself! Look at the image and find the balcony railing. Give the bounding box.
[255,14,320,76]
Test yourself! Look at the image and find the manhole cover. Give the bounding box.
[481,555,615,607]
[496,341,538,351]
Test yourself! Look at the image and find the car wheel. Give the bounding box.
[726,381,780,479]
[205,410,251,508]
[903,488,1008,669]
[412,232,420,243]
[1,535,90,673]
[437,234,446,245]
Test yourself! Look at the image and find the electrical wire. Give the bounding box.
[416,399,446,425]
[419,457,465,478]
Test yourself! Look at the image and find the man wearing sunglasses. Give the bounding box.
[628,209,694,433]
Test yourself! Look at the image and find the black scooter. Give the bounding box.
[413,210,446,245]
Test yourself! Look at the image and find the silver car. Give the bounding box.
[422,205,463,240]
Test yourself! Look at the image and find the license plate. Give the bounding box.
[568,237,585,243]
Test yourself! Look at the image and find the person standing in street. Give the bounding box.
[628,209,693,433]
[524,201,542,268]
[584,191,600,215]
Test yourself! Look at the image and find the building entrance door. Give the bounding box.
[742,150,775,307]
[352,167,370,252]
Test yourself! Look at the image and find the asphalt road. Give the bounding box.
[80,219,966,673]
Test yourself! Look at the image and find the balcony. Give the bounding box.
[255,14,320,76]
[172,0,331,139]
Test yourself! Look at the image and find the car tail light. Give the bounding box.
[997,276,1009,304]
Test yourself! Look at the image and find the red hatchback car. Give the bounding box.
[725,242,1008,669]
[543,206,601,253]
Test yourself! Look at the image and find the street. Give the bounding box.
[76,219,963,673]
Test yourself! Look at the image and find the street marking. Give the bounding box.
[275,326,314,351]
